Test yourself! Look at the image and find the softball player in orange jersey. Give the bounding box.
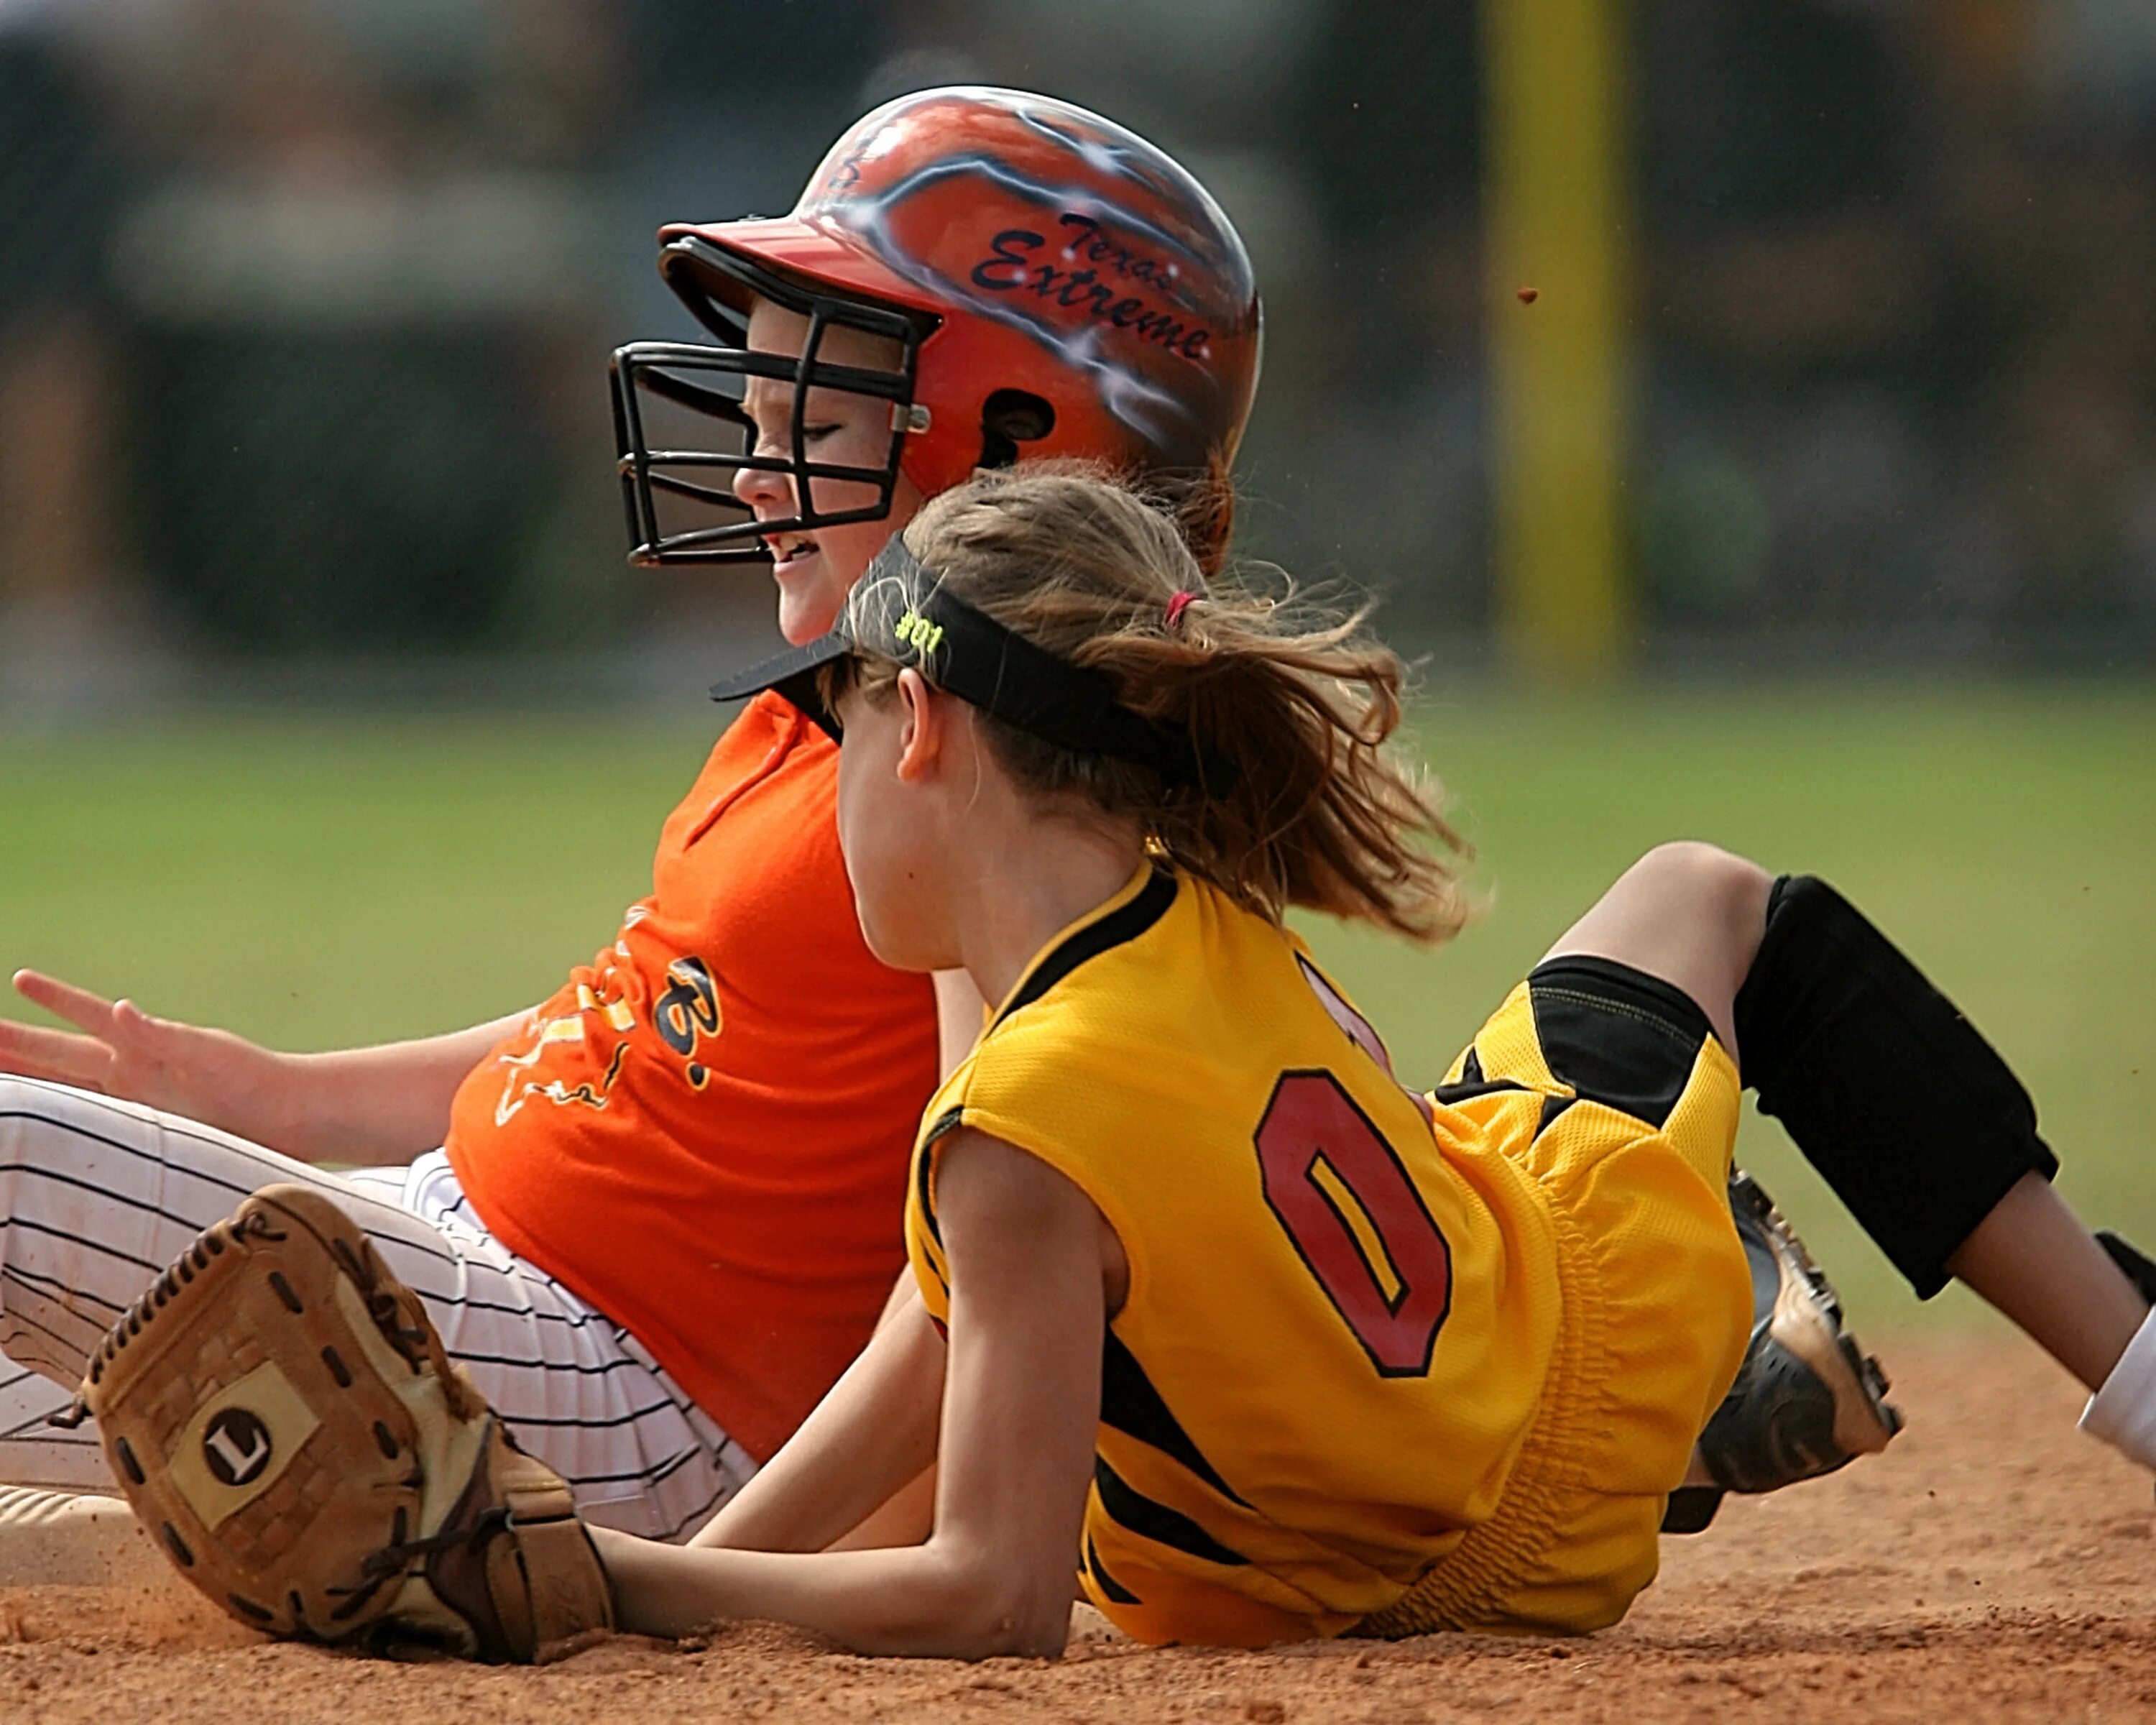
[584,467,2154,1656]
[0,88,1260,1533]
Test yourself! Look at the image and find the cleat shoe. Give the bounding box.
[1662,1172,1904,1534]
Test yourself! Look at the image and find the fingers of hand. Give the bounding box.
[11,970,122,1041]
[0,1017,115,1091]
[111,998,164,1046]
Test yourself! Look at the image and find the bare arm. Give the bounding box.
[275,1015,530,1163]
[0,969,525,1164]
[600,1127,1105,1657]
[691,1278,946,1555]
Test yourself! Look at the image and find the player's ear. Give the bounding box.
[893,667,943,783]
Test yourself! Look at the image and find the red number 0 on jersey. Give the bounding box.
[1254,1071,1452,1377]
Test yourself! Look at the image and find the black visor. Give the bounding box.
[710,537,1235,791]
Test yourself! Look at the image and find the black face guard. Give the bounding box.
[608,236,937,566]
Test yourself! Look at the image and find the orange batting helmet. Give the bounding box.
[610,86,1263,566]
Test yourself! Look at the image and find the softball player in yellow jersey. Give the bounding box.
[589,464,2156,1657]
[904,862,1751,1642]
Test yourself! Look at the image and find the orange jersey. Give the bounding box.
[445,691,941,1463]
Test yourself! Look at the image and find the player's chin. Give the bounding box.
[774,558,851,646]
[855,903,946,976]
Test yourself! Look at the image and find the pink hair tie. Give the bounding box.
[1164,590,1197,630]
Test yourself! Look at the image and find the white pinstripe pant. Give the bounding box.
[0,1075,755,1542]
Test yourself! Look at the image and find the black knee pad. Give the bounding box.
[1733,875,2058,1299]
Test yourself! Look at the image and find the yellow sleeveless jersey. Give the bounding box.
[904,865,1572,1644]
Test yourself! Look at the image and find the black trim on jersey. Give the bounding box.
[1526,956,1710,1131]
[912,873,1176,1292]
[1426,1076,1533,1109]
[1536,1094,1575,1137]
[1459,1046,1484,1084]
[994,868,1178,1029]
[1094,1456,1248,1568]
[914,1107,967,1251]
[1101,1329,1250,1508]
[1086,1536,1141,1605]
[923,1106,968,1145]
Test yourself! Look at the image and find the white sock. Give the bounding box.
[2081,1303,2156,1471]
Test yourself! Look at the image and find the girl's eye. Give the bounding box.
[803,423,842,443]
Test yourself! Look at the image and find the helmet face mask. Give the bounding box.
[609,238,936,566]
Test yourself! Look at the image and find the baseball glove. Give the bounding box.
[63,1182,614,1662]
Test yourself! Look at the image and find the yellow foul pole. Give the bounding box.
[1483,0,1634,678]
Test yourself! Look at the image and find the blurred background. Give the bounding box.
[0,0,2151,1331]
[4,0,2155,686]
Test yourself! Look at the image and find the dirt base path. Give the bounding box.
[4,1335,2153,1724]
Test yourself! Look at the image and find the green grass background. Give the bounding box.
[1,682,2150,1339]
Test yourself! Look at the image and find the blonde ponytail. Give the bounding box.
[854,464,1470,944]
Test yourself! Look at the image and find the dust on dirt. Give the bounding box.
[2,1334,2152,1724]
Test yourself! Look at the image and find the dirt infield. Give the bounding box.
[3,1333,2152,1724]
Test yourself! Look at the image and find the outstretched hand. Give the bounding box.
[0,970,289,1146]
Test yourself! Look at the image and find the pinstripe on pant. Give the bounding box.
[0,1075,754,1542]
